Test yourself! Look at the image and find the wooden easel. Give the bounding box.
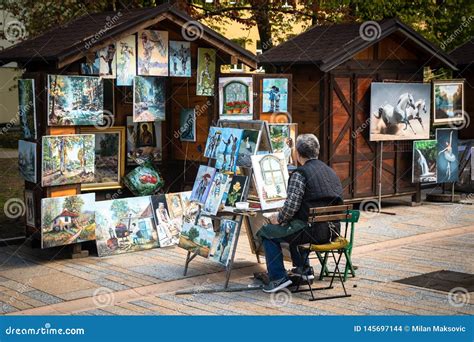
[177,120,273,294]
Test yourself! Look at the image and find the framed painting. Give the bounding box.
[412,140,437,183]
[179,221,216,258]
[47,75,104,126]
[18,79,37,139]
[369,82,430,141]
[133,76,166,122]
[436,128,459,183]
[261,78,289,114]
[41,134,95,187]
[169,41,191,77]
[202,172,230,216]
[116,35,136,86]
[138,30,168,76]
[209,219,238,266]
[126,116,162,165]
[251,152,289,210]
[219,77,253,121]
[196,48,216,96]
[18,140,37,183]
[136,122,156,147]
[41,193,96,249]
[151,195,181,247]
[98,44,117,78]
[268,123,297,165]
[25,189,36,227]
[123,163,164,196]
[95,196,158,257]
[190,165,217,204]
[179,108,196,142]
[79,127,125,191]
[433,80,464,125]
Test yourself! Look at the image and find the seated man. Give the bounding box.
[258,134,344,293]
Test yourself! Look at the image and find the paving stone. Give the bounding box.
[94,278,129,291]
[23,290,63,305]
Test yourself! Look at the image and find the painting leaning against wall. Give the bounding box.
[41,134,95,187]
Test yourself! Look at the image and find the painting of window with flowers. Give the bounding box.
[219,77,253,121]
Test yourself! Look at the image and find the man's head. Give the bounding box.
[295,134,320,164]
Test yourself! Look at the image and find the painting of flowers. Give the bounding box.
[219,77,253,121]
[223,175,248,207]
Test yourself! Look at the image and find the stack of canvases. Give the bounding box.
[368,80,464,185]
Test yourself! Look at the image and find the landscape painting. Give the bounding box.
[223,175,248,207]
[18,79,37,139]
[98,44,117,78]
[151,195,181,247]
[203,172,230,215]
[41,134,95,187]
[412,140,437,183]
[210,219,238,266]
[80,127,125,191]
[178,221,216,258]
[204,127,243,172]
[196,48,216,96]
[18,140,37,183]
[169,41,191,77]
[236,129,261,167]
[190,165,216,204]
[95,196,158,257]
[179,108,196,142]
[433,81,464,125]
[133,76,166,122]
[47,75,104,126]
[251,153,289,210]
[41,193,95,249]
[123,163,164,196]
[261,78,289,113]
[25,190,35,227]
[219,77,253,121]
[138,30,168,76]
[116,35,136,86]
[436,129,459,183]
[370,82,430,141]
[269,124,297,165]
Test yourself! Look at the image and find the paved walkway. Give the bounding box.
[0,198,473,315]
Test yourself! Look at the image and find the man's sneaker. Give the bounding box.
[262,277,293,293]
[288,266,315,281]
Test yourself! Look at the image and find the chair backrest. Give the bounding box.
[308,204,353,223]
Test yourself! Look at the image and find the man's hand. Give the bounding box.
[268,213,280,225]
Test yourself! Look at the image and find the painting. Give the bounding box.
[179,108,196,142]
[251,153,289,210]
[95,196,158,257]
[412,140,437,183]
[80,52,100,75]
[41,134,95,187]
[133,76,166,122]
[235,129,261,167]
[138,30,168,76]
[126,116,162,165]
[261,78,289,113]
[196,48,216,96]
[169,41,191,77]
[203,172,230,215]
[369,82,431,141]
[123,163,164,196]
[41,193,95,249]
[47,75,104,126]
[25,190,35,227]
[204,127,243,172]
[179,222,216,258]
[98,44,117,78]
[116,35,136,86]
[433,81,464,125]
[166,193,183,218]
[79,127,125,191]
[151,195,181,247]
[223,175,248,207]
[269,123,297,165]
[137,122,156,147]
[209,219,238,266]
[436,129,459,183]
[471,147,474,181]
[190,165,216,204]
[219,77,253,121]
[18,79,37,139]
[18,140,36,183]
[179,191,200,225]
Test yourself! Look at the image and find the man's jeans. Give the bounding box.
[262,237,310,281]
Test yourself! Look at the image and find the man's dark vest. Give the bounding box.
[293,159,344,222]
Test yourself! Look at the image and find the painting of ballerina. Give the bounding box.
[412,140,437,183]
[370,82,430,141]
[436,129,459,183]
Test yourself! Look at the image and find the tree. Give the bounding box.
[110,200,130,221]
[187,226,200,242]
[63,196,85,214]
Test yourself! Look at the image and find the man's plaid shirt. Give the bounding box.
[277,171,306,225]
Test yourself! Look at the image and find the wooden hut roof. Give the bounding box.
[0,3,257,69]
[258,18,457,71]
[450,39,474,67]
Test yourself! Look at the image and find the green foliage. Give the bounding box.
[187,226,200,242]
[63,195,84,213]
[110,199,130,221]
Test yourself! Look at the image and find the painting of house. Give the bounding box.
[41,193,96,249]
[169,41,191,77]
[138,30,168,76]
[18,140,37,183]
[95,196,158,257]
[47,75,104,126]
[18,79,37,139]
[41,134,95,187]
[133,76,166,122]
[219,77,253,121]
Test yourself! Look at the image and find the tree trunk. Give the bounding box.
[311,0,320,26]
[253,1,273,52]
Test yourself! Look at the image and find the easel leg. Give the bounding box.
[184,250,199,276]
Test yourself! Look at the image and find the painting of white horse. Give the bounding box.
[370,82,430,141]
